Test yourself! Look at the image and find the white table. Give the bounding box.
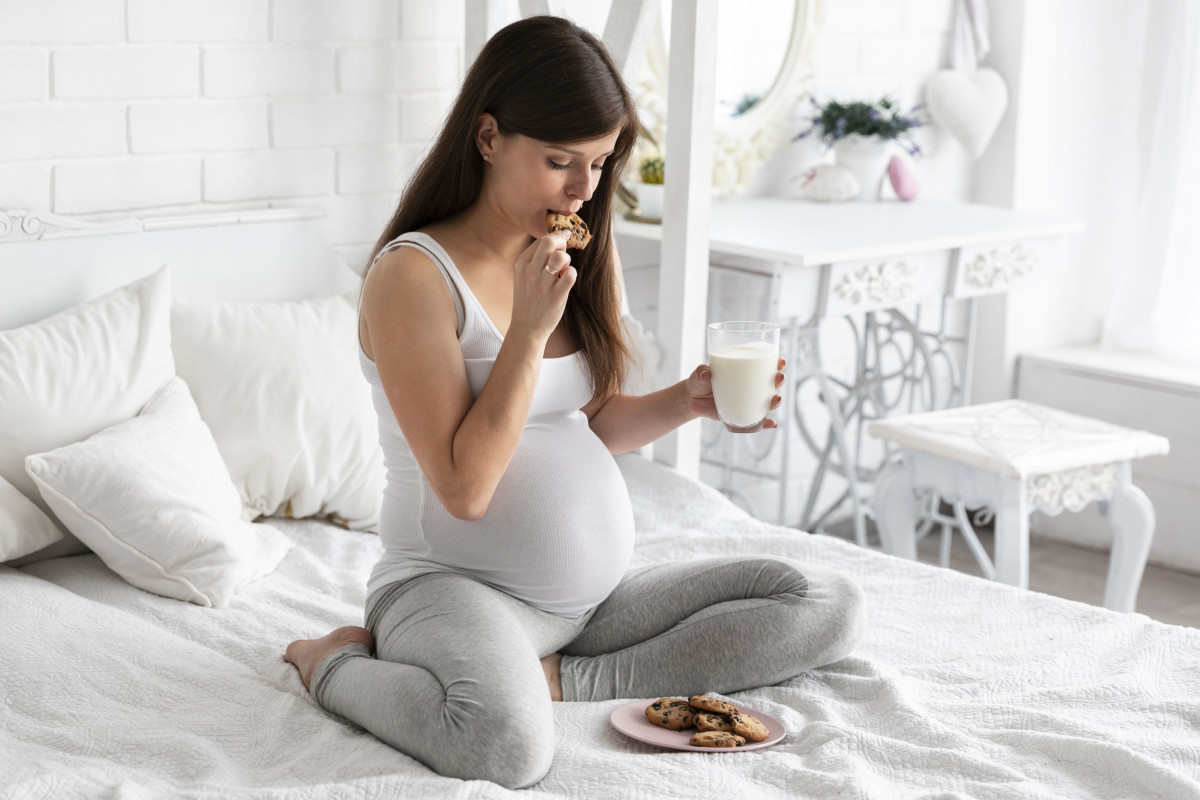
[869,400,1170,611]
[616,197,1085,540]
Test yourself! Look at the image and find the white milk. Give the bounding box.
[709,341,778,429]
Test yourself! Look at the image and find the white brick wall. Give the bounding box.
[0,105,126,161]
[203,47,336,97]
[56,156,202,214]
[0,0,125,44]
[0,1,962,266]
[0,49,49,102]
[127,0,269,43]
[54,47,201,100]
[400,0,465,41]
[204,149,335,202]
[129,102,269,154]
[0,163,52,209]
[271,98,398,147]
[0,0,462,258]
[272,0,401,43]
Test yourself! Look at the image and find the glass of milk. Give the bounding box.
[706,321,780,433]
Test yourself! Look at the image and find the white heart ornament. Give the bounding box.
[924,68,1009,159]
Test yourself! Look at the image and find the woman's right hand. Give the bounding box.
[509,229,575,344]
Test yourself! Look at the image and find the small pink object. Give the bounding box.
[888,155,919,201]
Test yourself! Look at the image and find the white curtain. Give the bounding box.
[1101,0,1200,366]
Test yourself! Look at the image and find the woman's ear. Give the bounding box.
[476,113,500,161]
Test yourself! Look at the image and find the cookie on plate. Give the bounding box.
[729,711,770,742]
[694,712,734,733]
[689,731,746,748]
[546,212,592,250]
[645,698,696,731]
[688,695,738,716]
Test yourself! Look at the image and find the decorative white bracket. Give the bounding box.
[0,209,141,241]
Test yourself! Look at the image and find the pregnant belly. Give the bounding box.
[427,414,635,616]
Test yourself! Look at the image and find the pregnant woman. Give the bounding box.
[284,16,866,789]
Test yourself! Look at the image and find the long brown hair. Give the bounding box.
[366,15,637,402]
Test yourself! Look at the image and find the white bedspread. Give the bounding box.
[3,455,1199,799]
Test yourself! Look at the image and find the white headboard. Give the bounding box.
[1,208,361,331]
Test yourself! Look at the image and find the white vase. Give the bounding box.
[832,134,891,201]
[637,182,664,220]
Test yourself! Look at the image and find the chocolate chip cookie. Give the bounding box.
[546,212,592,250]
[689,731,746,748]
[694,712,734,732]
[688,695,738,716]
[644,698,696,731]
[729,711,770,742]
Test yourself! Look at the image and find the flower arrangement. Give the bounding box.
[638,152,665,184]
[796,96,924,156]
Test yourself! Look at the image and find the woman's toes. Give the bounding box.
[285,626,374,690]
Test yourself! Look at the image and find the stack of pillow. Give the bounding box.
[0,267,385,607]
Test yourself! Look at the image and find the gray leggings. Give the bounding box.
[310,556,866,789]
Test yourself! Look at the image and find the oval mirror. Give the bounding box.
[637,0,819,196]
[660,0,797,122]
[555,0,820,196]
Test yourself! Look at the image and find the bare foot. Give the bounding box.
[541,652,563,702]
[284,626,374,691]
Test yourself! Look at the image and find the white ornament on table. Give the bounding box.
[800,164,860,203]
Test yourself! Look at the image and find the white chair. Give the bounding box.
[869,400,1170,612]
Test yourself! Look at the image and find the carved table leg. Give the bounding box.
[1101,466,1156,613]
[874,461,917,560]
[992,477,1030,590]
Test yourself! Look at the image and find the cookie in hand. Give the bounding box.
[546,212,592,250]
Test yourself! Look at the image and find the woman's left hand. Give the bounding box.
[685,357,787,428]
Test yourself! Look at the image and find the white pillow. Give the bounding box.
[0,266,174,563]
[0,474,63,561]
[25,377,293,608]
[171,294,384,530]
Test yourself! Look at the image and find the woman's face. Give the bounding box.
[485,126,622,240]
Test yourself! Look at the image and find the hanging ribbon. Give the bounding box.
[951,0,991,71]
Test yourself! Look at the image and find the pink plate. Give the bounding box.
[609,699,786,753]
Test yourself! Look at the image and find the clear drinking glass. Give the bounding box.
[706,321,781,433]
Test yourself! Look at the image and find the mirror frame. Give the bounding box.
[632,0,822,196]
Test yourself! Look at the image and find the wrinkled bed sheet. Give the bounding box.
[3,455,1199,799]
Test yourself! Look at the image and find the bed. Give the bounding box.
[2,208,1199,799]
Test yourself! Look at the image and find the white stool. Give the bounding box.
[869,400,1170,612]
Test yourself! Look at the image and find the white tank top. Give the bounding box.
[361,232,635,617]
